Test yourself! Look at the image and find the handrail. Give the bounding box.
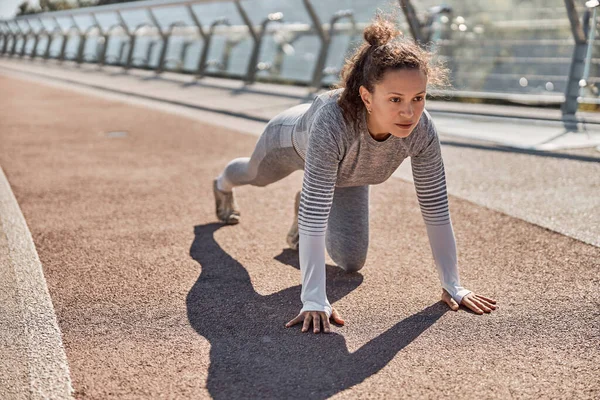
[4,0,228,22]
[0,0,597,116]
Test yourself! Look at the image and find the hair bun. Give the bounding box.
[363,15,401,47]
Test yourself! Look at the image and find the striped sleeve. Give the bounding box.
[296,108,342,317]
[411,122,472,304]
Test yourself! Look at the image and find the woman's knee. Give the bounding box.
[326,234,368,273]
[331,251,367,273]
[339,259,366,273]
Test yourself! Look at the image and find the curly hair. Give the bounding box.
[335,12,450,127]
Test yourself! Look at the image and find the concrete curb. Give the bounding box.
[0,166,74,399]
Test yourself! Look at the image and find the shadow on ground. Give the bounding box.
[187,223,448,399]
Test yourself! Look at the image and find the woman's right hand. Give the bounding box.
[285,307,345,333]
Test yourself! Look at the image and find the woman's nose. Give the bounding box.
[399,105,414,117]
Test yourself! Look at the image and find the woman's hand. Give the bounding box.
[285,307,345,333]
[442,289,498,314]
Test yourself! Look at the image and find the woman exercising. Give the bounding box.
[212,14,498,334]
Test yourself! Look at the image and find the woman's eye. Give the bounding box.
[414,96,424,101]
[390,97,401,103]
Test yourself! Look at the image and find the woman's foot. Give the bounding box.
[286,190,301,250]
[213,179,241,225]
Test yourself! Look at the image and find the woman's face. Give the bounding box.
[359,68,427,139]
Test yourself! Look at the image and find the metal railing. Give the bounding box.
[0,0,598,119]
[0,0,368,87]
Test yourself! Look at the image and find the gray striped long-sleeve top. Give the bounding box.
[291,89,471,316]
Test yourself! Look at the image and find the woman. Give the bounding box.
[212,15,498,334]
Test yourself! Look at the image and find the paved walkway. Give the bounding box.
[0,63,598,399]
[1,58,598,247]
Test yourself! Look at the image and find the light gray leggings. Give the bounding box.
[218,111,370,272]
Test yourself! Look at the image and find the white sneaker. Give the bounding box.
[286,190,301,250]
[213,179,240,225]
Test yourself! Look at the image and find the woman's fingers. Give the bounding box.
[331,308,345,326]
[477,297,497,310]
[287,309,343,333]
[447,297,459,311]
[322,313,331,333]
[470,297,492,313]
[440,289,458,310]
[475,294,497,304]
[302,313,312,333]
[285,314,304,328]
[312,312,321,333]
[462,297,484,314]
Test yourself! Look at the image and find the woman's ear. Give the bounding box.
[359,85,372,109]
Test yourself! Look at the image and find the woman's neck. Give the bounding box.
[366,112,391,141]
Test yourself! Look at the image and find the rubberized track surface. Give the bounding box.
[1,75,598,399]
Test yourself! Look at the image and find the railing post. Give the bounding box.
[187,5,207,75]
[1,23,10,55]
[254,12,283,83]
[220,36,243,72]
[59,26,78,62]
[199,18,228,78]
[163,22,188,71]
[562,0,589,120]
[324,12,355,88]
[398,0,425,44]
[148,8,168,73]
[72,16,86,64]
[117,12,135,70]
[118,41,127,63]
[128,23,155,68]
[235,1,283,84]
[10,23,22,56]
[146,40,157,68]
[303,1,356,89]
[75,17,98,65]
[234,0,258,83]
[398,1,452,47]
[421,5,452,45]
[44,18,59,60]
[303,0,327,88]
[0,24,4,55]
[581,4,598,93]
[4,23,13,55]
[31,18,45,59]
[178,40,193,71]
[271,31,301,77]
[20,20,32,57]
[91,14,108,66]
[188,5,230,78]
[101,24,122,66]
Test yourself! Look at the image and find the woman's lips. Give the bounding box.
[395,123,413,128]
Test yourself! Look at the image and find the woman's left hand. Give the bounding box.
[442,289,498,314]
